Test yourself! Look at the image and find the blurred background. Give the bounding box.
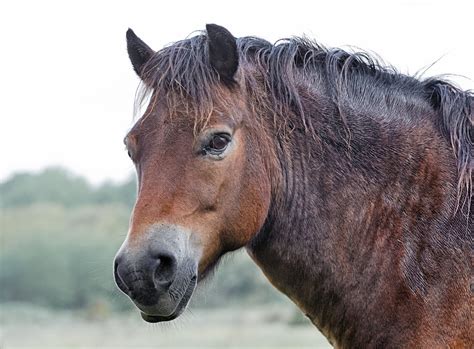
[0,0,473,348]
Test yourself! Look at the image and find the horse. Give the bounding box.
[114,24,473,348]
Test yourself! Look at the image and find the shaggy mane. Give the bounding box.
[136,32,473,213]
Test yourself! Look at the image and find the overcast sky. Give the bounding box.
[1,0,473,184]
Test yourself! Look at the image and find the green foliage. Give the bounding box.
[93,180,136,207]
[1,203,132,310]
[0,167,289,311]
[0,167,136,208]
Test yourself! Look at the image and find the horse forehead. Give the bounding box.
[138,110,240,139]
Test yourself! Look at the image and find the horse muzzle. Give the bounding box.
[113,224,200,322]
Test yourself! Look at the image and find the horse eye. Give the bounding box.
[206,133,231,154]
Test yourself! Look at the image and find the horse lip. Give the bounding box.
[140,274,197,323]
[141,311,179,323]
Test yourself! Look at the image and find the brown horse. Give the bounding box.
[114,24,473,348]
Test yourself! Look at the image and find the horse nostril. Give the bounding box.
[114,257,130,294]
[153,254,177,289]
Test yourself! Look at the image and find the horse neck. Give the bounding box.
[246,94,463,345]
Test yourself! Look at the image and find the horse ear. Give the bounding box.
[206,24,239,84]
[126,28,154,77]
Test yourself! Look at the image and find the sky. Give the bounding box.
[1,0,473,184]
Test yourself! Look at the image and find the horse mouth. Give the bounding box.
[140,275,197,323]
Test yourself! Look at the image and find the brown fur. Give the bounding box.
[121,26,473,347]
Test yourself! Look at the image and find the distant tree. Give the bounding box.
[0,203,133,310]
[93,177,136,208]
[0,167,92,208]
[0,167,136,208]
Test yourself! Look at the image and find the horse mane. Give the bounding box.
[137,31,473,213]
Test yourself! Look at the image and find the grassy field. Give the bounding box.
[0,303,331,349]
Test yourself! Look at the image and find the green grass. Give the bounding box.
[0,303,331,348]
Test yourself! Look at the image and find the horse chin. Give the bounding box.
[141,311,179,323]
[198,252,228,283]
[139,275,197,323]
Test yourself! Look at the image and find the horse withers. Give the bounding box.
[114,24,473,348]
